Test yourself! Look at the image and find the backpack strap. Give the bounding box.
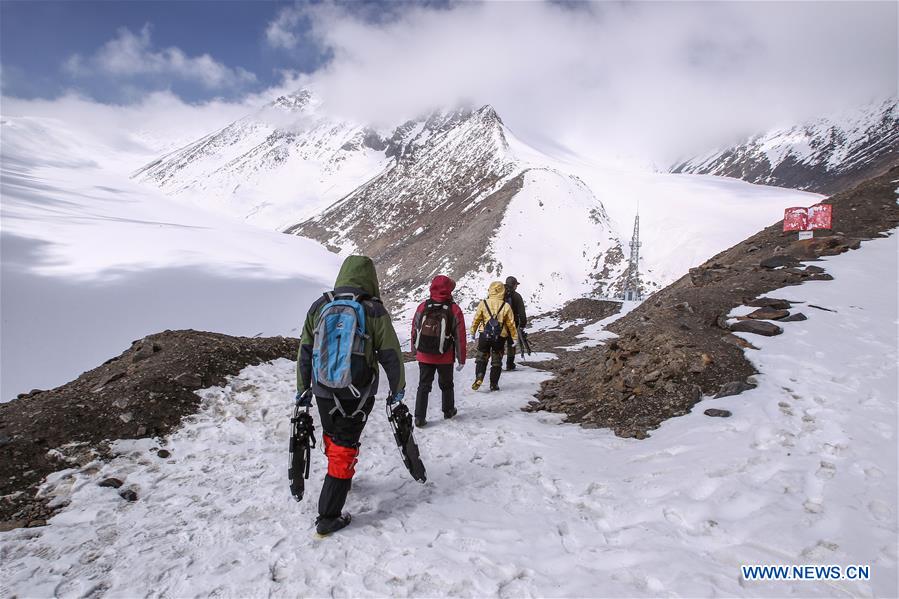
[484,301,495,319]
[496,301,508,335]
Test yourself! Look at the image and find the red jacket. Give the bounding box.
[411,275,467,365]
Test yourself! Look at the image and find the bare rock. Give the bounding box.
[760,255,800,269]
[730,320,783,336]
[643,370,661,383]
[118,489,138,502]
[132,338,160,363]
[704,408,732,418]
[777,312,808,322]
[173,372,203,389]
[156,449,171,459]
[98,477,123,489]
[715,380,756,398]
[746,308,791,320]
[747,297,792,310]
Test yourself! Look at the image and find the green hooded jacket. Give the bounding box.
[297,255,406,398]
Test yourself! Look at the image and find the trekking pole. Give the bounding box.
[288,398,316,501]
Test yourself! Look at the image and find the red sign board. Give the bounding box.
[807,203,833,230]
[783,203,832,232]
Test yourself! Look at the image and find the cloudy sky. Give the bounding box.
[1,0,896,164]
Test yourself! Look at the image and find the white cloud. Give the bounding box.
[0,70,309,172]
[275,1,896,164]
[65,24,256,89]
[266,7,303,49]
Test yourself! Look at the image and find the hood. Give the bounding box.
[334,255,381,297]
[488,281,506,300]
[429,275,455,302]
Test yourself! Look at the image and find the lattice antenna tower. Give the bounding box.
[623,212,642,301]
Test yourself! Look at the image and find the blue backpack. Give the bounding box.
[311,292,371,399]
[482,301,506,342]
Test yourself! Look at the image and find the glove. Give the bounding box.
[456,363,465,372]
[295,389,312,407]
[387,389,405,406]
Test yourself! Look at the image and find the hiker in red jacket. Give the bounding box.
[410,275,467,427]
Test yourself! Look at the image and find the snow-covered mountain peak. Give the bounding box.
[672,97,898,194]
[267,89,314,112]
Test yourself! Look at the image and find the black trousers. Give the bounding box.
[475,336,505,387]
[315,395,374,519]
[415,362,454,420]
[505,335,517,367]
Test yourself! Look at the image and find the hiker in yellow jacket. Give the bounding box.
[470,281,518,391]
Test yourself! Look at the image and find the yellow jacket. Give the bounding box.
[470,281,518,341]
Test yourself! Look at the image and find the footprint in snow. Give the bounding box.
[815,461,837,479]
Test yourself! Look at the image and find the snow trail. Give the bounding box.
[1,235,896,597]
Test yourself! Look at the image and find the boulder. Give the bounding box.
[746,308,791,320]
[704,408,732,418]
[714,381,756,398]
[729,320,783,336]
[131,338,160,363]
[98,477,123,489]
[118,489,138,502]
[777,312,808,322]
[173,372,203,389]
[747,297,792,310]
[760,255,800,269]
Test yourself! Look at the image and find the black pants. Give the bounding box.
[475,336,505,387]
[315,395,374,519]
[415,362,454,420]
[505,335,517,368]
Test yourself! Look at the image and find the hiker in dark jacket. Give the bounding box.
[503,276,527,371]
[296,255,406,537]
[410,275,467,427]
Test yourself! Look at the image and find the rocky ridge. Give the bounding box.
[526,165,899,438]
[286,106,627,310]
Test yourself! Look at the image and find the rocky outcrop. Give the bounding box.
[0,331,298,529]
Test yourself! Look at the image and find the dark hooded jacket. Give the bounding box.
[504,285,527,329]
[297,255,405,399]
[410,275,467,366]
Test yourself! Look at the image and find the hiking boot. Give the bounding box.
[471,379,483,391]
[489,385,500,392]
[414,417,426,428]
[506,364,516,371]
[444,407,457,420]
[315,513,352,537]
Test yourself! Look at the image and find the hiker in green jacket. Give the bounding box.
[296,255,406,537]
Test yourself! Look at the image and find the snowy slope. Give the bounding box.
[455,168,625,311]
[2,233,895,597]
[132,91,390,230]
[672,98,899,194]
[1,115,341,400]
[506,133,824,290]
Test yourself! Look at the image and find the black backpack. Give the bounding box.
[414,301,455,355]
[482,301,505,342]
